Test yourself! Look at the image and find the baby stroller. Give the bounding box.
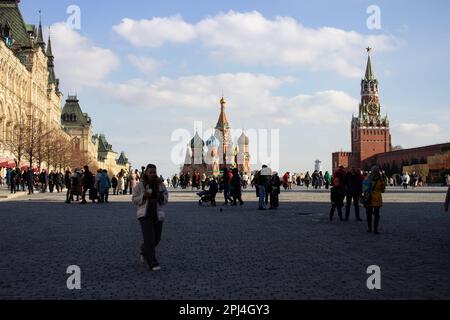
[197,190,212,206]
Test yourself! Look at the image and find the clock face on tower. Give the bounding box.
[366,102,379,116]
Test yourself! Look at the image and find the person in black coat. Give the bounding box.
[230,168,244,206]
[208,178,219,207]
[81,166,94,204]
[344,167,363,221]
[330,178,345,221]
[269,172,282,209]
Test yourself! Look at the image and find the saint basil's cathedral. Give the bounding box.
[182,97,251,177]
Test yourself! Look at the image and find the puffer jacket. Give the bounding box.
[132,180,168,220]
[370,177,386,207]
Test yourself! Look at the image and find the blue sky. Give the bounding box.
[18,0,450,177]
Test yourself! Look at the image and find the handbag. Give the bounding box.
[361,180,377,206]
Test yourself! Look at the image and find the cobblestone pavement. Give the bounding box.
[0,187,449,300]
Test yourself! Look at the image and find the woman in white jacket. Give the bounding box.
[132,164,168,271]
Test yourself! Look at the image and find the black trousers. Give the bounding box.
[139,218,163,267]
[330,204,343,220]
[232,194,244,205]
[270,193,279,208]
[366,206,381,232]
[345,194,361,219]
[100,192,109,203]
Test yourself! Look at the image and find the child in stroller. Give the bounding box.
[197,178,218,206]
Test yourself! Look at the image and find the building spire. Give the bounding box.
[46,27,53,57]
[364,47,374,81]
[37,9,46,52]
[216,96,230,131]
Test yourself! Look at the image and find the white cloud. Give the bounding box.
[113,16,197,47]
[395,123,441,138]
[49,23,120,90]
[113,11,401,77]
[94,73,359,125]
[128,55,158,75]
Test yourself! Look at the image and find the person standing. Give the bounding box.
[26,169,34,194]
[64,170,72,203]
[330,178,345,221]
[98,170,111,203]
[10,168,17,194]
[242,172,249,189]
[445,186,450,212]
[132,164,168,271]
[208,178,219,207]
[201,173,207,191]
[344,167,363,222]
[304,171,311,189]
[117,170,125,195]
[130,170,138,195]
[366,166,386,234]
[111,174,118,195]
[257,165,271,210]
[402,172,410,189]
[231,168,244,206]
[324,171,332,190]
[81,166,95,204]
[48,171,55,193]
[269,172,281,210]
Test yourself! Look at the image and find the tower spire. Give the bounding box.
[37,9,46,52]
[46,27,53,57]
[364,47,374,81]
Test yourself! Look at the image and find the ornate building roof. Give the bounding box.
[190,131,205,148]
[215,97,230,131]
[61,96,91,126]
[117,152,129,165]
[0,0,32,49]
[98,134,113,153]
[238,131,249,146]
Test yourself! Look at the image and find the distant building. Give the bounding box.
[182,97,251,177]
[332,48,450,183]
[61,95,130,175]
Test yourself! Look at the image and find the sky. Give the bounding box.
[18,0,450,177]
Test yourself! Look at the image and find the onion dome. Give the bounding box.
[238,131,249,146]
[206,135,220,149]
[190,132,205,148]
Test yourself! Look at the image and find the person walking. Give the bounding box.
[330,177,345,221]
[222,168,233,205]
[366,166,386,234]
[230,168,244,206]
[132,164,168,271]
[344,167,363,221]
